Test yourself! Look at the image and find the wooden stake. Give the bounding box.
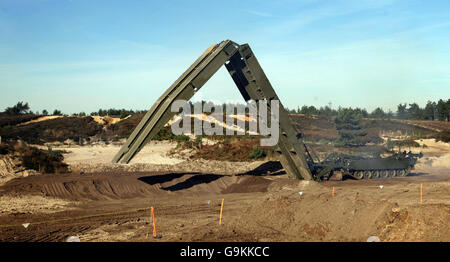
[219,199,224,225]
[151,207,157,238]
[332,187,335,197]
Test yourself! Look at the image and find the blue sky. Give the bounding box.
[0,0,449,114]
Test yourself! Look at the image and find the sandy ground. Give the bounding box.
[90,116,122,126]
[61,141,265,175]
[170,114,258,135]
[64,141,185,165]
[0,195,76,215]
[17,115,123,127]
[0,139,448,242]
[0,171,448,242]
[16,115,63,126]
[0,155,38,186]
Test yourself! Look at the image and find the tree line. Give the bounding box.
[2,102,63,116]
[286,99,450,121]
[3,98,450,122]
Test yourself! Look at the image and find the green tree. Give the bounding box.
[423,101,436,120]
[354,108,369,118]
[408,103,423,120]
[396,103,408,119]
[119,109,129,119]
[370,107,386,119]
[334,108,368,147]
[4,101,30,115]
[436,99,448,121]
[318,105,336,117]
[386,109,394,119]
[299,105,319,115]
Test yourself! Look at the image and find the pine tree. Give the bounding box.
[334,108,368,147]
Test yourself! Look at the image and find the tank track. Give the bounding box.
[349,167,412,180]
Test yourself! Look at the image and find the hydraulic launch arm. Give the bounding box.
[112,40,313,180]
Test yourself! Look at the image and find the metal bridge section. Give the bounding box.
[112,40,313,180]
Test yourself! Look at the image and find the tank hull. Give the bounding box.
[310,152,422,180]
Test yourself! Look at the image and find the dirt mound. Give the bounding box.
[376,204,450,241]
[0,169,448,242]
[0,172,167,201]
[230,191,449,241]
[221,176,274,194]
[0,172,276,201]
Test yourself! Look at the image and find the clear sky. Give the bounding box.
[1,0,449,114]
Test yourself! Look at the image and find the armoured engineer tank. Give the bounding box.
[298,134,423,181]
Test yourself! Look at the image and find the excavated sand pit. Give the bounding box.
[0,139,448,242]
[0,169,448,242]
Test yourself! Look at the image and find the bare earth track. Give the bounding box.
[0,135,449,242]
[0,166,448,242]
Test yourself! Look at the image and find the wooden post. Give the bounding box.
[151,207,157,237]
[219,199,224,225]
[332,187,335,197]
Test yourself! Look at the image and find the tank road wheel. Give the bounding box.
[388,169,396,177]
[406,167,411,175]
[363,170,372,179]
[399,167,411,177]
[377,170,382,178]
[354,171,364,179]
[396,169,407,177]
[381,170,388,178]
[371,170,379,179]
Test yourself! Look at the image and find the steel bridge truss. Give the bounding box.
[112,40,313,180]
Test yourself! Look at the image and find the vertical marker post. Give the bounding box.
[151,207,157,238]
[219,199,224,225]
[332,187,335,197]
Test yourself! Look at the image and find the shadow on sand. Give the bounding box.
[138,173,226,192]
[406,172,428,177]
[238,161,286,176]
[137,161,286,192]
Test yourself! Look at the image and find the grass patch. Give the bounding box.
[435,130,450,143]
